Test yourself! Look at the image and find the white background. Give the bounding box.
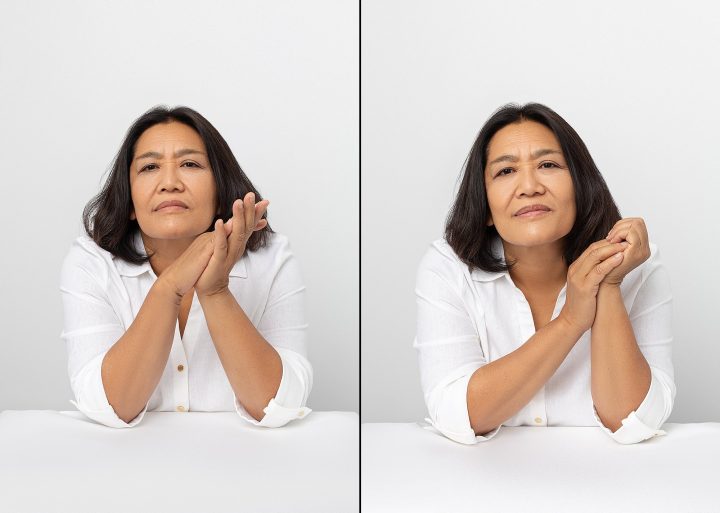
[0,0,358,413]
[362,0,720,422]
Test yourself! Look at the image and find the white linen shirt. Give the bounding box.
[60,231,313,429]
[415,238,676,445]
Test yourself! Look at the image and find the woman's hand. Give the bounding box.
[603,218,651,285]
[194,192,269,298]
[559,240,629,333]
[156,232,215,301]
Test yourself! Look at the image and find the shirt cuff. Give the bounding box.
[70,352,148,428]
[234,349,312,428]
[426,371,500,445]
[593,368,673,444]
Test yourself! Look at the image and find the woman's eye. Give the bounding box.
[140,164,157,172]
[495,167,514,177]
[182,161,200,168]
[540,161,558,169]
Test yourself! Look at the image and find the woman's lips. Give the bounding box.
[156,205,188,212]
[155,200,189,212]
[514,204,551,217]
[516,209,550,218]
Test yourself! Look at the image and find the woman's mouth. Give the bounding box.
[155,200,189,212]
[514,204,551,217]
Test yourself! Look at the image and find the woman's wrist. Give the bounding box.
[554,312,588,341]
[153,275,184,307]
[197,286,232,302]
[598,282,623,296]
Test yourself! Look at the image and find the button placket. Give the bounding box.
[513,280,549,428]
[169,324,189,414]
[532,383,548,426]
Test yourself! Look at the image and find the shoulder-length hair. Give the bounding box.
[445,102,621,273]
[83,105,272,264]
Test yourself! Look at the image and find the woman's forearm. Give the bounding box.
[467,316,585,435]
[198,290,282,421]
[101,278,180,423]
[590,283,651,431]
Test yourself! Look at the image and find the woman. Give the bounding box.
[415,103,675,445]
[61,106,312,428]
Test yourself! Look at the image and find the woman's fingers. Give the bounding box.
[225,198,245,258]
[606,217,644,243]
[243,192,256,234]
[223,217,233,236]
[586,251,625,286]
[605,218,632,241]
[574,241,628,280]
[252,199,269,231]
[213,219,227,257]
[254,199,269,218]
[223,194,269,256]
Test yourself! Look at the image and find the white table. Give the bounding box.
[362,422,720,513]
[0,410,358,513]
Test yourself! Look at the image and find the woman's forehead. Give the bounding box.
[487,121,561,159]
[134,121,206,156]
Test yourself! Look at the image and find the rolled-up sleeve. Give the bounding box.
[60,241,145,428]
[593,248,676,444]
[414,245,492,445]
[234,239,313,427]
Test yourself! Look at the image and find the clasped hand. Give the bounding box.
[160,193,269,300]
[560,217,650,332]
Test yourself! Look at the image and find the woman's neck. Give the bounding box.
[502,239,568,293]
[141,233,195,276]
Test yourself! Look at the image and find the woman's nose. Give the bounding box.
[516,167,545,197]
[159,164,184,192]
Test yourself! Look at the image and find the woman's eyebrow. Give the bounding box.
[531,148,562,159]
[488,148,562,165]
[134,148,206,161]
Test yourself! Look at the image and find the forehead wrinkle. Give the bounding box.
[134,148,206,161]
[487,147,562,166]
[531,148,562,159]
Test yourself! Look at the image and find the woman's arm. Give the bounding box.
[198,291,283,420]
[467,240,627,435]
[195,194,300,423]
[590,218,674,437]
[102,233,215,423]
[467,316,584,434]
[100,279,181,423]
[590,283,651,431]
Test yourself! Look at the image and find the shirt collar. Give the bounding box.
[470,237,508,283]
[114,231,248,279]
[114,231,152,277]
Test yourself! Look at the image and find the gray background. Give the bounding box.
[362,0,720,422]
[0,0,358,413]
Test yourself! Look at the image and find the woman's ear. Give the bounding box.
[486,214,494,227]
[130,208,136,221]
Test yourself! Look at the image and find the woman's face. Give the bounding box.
[484,120,576,249]
[129,121,217,241]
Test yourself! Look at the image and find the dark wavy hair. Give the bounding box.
[83,105,272,264]
[445,103,621,272]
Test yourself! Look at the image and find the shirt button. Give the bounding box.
[534,417,543,424]
[177,405,186,412]
[177,364,185,372]
[297,410,305,418]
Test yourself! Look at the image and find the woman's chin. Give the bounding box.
[501,231,567,250]
[140,225,206,241]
